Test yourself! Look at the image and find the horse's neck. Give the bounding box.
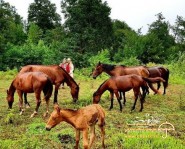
[9,82,16,96]
[61,109,79,128]
[104,69,116,76]
[96,81,108,96]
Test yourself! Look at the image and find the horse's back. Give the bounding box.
[118,66,149,77]
[19,65,64,84]
[82,104,105,124]
[15,72,50,92]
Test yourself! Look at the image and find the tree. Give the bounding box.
[28,0,61,32]
[139,13,175,64]
[61,0,113,54]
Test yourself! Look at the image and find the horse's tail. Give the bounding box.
[142,77,165,83]
[43,77,53,101]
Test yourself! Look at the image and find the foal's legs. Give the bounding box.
[99,125,105,149]
[82,129,89,149]
[89,125,96,148]
[75,130,80,149]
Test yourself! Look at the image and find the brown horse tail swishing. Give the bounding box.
[142,77,166,83]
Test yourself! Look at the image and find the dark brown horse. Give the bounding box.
[147,66,169,94]
[6,72,53,117]
[93,74,165,112]
[19,65,79,104]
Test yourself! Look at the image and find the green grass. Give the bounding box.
[0,70,185,149]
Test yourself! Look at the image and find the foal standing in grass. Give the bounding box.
[46,104,105,149]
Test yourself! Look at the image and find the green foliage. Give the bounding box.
[61,0,113,54]
[28,0,61,32]
[88,49,111,66]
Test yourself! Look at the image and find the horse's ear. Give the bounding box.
[98,61,101,65]
[54,104,60,114]
[7,90,9,94]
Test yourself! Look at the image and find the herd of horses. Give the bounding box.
[6,62,169,149]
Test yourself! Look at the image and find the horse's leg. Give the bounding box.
[43,99,50,117]
[89,125,96,149]
[109,91,114,110]
[131,89,139,111]
[163,82,167,95]
[82,129,89,149]
[30,91,41,118]
[17,90,24,115]
[148,83,159,94]
[99,124,105,149]
[114,91,122,111]
[139,91,144,112]
[75,129,80,149]
[24,92,30,108]
[157,82,161,90]
[53,84,60,104]
[123,92,126,105]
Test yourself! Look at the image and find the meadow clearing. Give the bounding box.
[0,68,185,149]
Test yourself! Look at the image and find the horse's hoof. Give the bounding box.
[30,112,37,118]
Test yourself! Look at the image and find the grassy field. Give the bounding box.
[0,69,185,149]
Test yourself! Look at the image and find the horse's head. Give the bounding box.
[46,104,63,131]
[92,62,103,79]
[6,90,14,109]
[71,85,79,103]
[93,92,101,104]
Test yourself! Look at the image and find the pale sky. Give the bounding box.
[4,0,185,34]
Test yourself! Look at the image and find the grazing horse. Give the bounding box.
[46,104,105,149]
[6,72,53,117]
[19,65,79,104]
[147,66,169,94]
[93,74,165,112]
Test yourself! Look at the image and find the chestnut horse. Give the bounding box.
[6,72,53,117]
[46,104,105,149]
[19,65,79,104]
[92,62,159,103]
[93,74,165,112]
[147,66,169,94]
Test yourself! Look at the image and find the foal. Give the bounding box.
[46,104,105,149]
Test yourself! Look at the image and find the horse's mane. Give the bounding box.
[58,66,78,87]
[101,63,116,71]
[101,63,126,71]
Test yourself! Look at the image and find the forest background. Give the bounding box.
[0,0,185,73]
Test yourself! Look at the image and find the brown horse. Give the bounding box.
[19,65,79,104]
[93,74,165,112]
[147,66,169,94]
[46,104,105,149]
[6,72,53,117]
[92,62,160,103]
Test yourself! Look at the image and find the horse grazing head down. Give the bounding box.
[6,90,14,109]
[92,62,104,79]
[70,85,79,103]
[93,91,101,104]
